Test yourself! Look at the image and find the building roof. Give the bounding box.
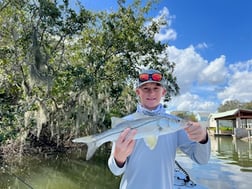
[210,108,252,120]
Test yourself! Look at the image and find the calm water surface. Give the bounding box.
[176,136,252,189]
[0,136,252,189]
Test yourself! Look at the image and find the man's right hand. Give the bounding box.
[114,128,137,167]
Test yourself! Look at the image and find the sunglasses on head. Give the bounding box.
[139,73,163,82]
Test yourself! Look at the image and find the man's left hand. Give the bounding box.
[184,122,208,143]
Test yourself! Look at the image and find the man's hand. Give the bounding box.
[114,128,137,167]
[184,122,208,143]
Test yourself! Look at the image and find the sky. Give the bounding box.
[76,0,252,113]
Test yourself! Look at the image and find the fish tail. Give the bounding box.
[85,141,98,160]
[72,136,99,160]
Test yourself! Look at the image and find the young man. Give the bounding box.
[108,69,210,189]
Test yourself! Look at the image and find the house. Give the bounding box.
[209,109,252,138]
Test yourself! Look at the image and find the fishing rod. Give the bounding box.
[1,165,34,189]
[175,160,196,186]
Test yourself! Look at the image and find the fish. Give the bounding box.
[72,112,187,160]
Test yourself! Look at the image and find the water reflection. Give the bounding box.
[213,136,252,170]
[0,153,120,189]
[176,136,252,189]
[0,136,252,189]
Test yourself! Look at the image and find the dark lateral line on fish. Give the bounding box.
[93,118,180,142]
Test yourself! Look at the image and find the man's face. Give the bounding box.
[136,83,166,110]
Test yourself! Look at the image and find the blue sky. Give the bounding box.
[76,0,252,113]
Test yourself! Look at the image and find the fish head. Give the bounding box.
[157,117,185,132]
[157,118,170,130]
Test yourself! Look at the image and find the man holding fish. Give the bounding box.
[108,69,210,189]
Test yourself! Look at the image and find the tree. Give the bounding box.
[172,111,198,122]
[0,0,93,150]
[66,0,179,133]
[0,0,179,156]
[243,101,252,110]
[218,100,247,112]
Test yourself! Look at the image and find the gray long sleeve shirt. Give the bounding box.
[108,104,211,189]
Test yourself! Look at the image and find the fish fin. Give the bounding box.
[72,136,99,160]
[132,112,150,119]
[111,113,150,128]
[85,141,98,160]
[144,135,158,150]
[111,117,125,128]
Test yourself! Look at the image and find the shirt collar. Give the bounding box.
[136,103,166,116]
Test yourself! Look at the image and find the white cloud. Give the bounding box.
[156,28,177,41]
[152,7,177,41]
[167,93,217,112]
[167,45,207,93]
[154,7,252,112]
[198,55,228,84]
[229,59,252,73]
[217,63,252,102]
[165,45,222,112]
[195,42,208,49]
[166,44,252,111]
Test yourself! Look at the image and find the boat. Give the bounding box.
[174,160,208,189]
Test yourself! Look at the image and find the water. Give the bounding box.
[176,136,252,189]
[0,136,251,189]
[0,152,120,189]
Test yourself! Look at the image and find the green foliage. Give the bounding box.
[219,126,232,131]
[0,0,180,155]
[243,101,252,110]
[218,100,242,112]
[173,111,198,122]
[218,100,252,112]
[0,103,21,142]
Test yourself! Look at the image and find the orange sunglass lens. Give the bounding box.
[139,74,149,81]
[152,73,162,81]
